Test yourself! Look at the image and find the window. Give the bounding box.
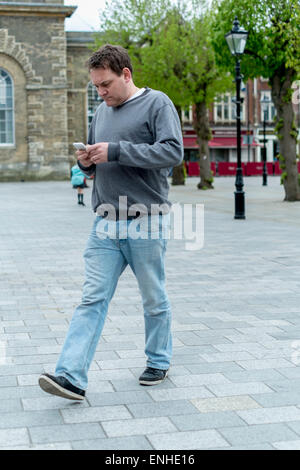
[260,91,276,122]
[214,92,245,122]
[0,69,14,145]
[182,106,193,123]
[184,149,199,162]
[87,82,103,129]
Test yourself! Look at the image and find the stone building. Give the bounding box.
[0,1,95,181]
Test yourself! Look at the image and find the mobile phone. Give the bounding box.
[73,142,87,151]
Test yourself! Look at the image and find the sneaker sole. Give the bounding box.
[139,370,168,386]
[38,375,85,401]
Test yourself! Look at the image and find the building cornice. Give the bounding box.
[0,2,76,18]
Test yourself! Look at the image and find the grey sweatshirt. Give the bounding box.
[78,87,183,215]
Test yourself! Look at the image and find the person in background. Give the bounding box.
[71,162,86,206]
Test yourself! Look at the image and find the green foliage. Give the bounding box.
[290,130,299,140]
[290,120,299,141]
[274,118,284,141]
[280,172,287,184]
[211,0,300,84]
[212,1,300,200]
[207,173,214,184]
[94,0,233,109]
[275,118,284,132]
[282,88,293,103]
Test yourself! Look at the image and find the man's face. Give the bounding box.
[90,67,130,107]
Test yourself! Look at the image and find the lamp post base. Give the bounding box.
[234,166,245,219]
[262,159,268,186]
[262,172,268,186]
[234,191,245,219]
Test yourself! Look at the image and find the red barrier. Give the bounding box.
[267,162,274,175]
[188,161,200,176]
[218,162,245,176]
[218,162,236,176]
[245,162,263,175]
[248,163,273,175]
[187,161,216,176]
[273,162,281,175]
[199,161,299,177]
[246,162,276,176]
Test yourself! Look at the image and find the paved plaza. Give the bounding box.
[0,175,300,450]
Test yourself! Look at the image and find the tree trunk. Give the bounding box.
[193,101,214,190]
[271,70,300,201]
[171,163,186,185]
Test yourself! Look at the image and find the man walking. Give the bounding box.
[39,44,183,400]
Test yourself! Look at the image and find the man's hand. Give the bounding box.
[76,149,93,168]
[87,143,109,164]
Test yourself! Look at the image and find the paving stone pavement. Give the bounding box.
[0,176,300,450]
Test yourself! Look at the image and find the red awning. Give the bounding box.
[183,137,198,148]
[183,136,260,148]
[209,137,238,148]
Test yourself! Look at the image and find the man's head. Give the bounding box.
[87,44,135,107]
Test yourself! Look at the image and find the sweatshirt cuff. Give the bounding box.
[77,160,96,173]
[108,142,120,162]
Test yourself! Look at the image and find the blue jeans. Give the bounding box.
[55,215,172,390]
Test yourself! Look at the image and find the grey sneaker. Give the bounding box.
[39,373,85,401]
[139,367,169,386]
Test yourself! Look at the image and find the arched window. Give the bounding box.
[87,82,103,129]
[0,69,14,145]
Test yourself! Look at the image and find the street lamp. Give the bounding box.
[260,95,270,186]
[225,17,248,219]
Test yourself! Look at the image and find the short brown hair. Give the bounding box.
[87,44,133,76]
